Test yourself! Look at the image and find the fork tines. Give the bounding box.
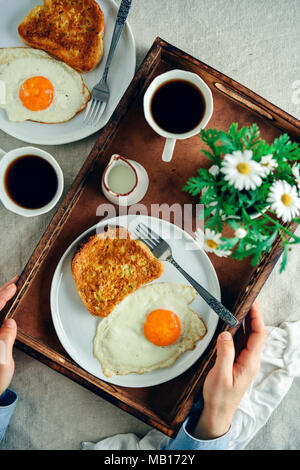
[135,223,162,249]
[84,99,106,126]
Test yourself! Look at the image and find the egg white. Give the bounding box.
[0,47,90,122]
[93,282,207,377]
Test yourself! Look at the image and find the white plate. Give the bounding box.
[50,215,220,388]
[0,0,136,145]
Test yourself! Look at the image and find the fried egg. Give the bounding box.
[0,47,90,123]
[93,282,207,377]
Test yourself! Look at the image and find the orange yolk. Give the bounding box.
[144,309,181,347]
[19,76,54,111]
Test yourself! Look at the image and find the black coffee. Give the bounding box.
[150,79,206,134]
[4,155,58,209]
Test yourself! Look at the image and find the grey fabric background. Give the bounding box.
[0,0,299,450]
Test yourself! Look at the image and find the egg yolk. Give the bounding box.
[19,76,54,111]
[144,309,181,347]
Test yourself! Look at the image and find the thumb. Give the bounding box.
[0,283,17,310]
[213,331,235,384]
[0,319,17,365]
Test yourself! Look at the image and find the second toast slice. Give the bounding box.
[18,0,105,73]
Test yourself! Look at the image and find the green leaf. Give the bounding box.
[183,176,208,196]
[279,242,289,272]
[201,149,217,161]
[244,123,260,149]
[219,236,239,250]
[272,134,300,163]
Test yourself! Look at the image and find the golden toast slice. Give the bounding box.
[18,0,105,73]
[71,227,164,317]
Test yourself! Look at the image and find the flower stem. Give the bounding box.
[260,211,300,242]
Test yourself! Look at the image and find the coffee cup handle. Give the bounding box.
[162,138,176,162]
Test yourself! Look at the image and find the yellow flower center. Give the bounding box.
[237,162,251,175]
[206,239,219,250]
[281,193,292,207]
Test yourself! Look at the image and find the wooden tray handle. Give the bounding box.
[214,82,274,121]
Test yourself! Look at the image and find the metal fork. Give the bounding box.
[84,0,133,126]
[135,223,239,328]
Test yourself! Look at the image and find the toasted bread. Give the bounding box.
[18,0,105,73]
[71,227,164,317]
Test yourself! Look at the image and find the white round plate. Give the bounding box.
[0,0,136,145]
[50,215,220,387]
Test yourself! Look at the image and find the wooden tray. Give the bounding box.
[2,37,299,437]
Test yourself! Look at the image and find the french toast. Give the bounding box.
[18,0,105,73]
[71,227,164,317]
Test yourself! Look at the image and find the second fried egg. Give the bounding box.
[93,282,207,377]
[0,47,90,123]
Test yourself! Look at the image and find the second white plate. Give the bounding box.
[0,0,136,145]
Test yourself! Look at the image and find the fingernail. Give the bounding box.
[4,318,16,329]
[220,331,232,341]
[5,284,16,294]
[0,340,6,364]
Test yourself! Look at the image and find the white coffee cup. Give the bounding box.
[143,69,213,162]
[0,146,64,217]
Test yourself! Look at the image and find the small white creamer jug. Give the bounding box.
[101,154,149,206]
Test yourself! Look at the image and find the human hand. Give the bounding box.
[193,301,267,440]
[0,276,18,396]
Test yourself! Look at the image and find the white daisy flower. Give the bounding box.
[267,180,300,223]
[221,150,265,190]
[234,227,247,239]
[292,166,300,192]
[208,164,220,177]
[260,154,278,175]
[195,228,231,257]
